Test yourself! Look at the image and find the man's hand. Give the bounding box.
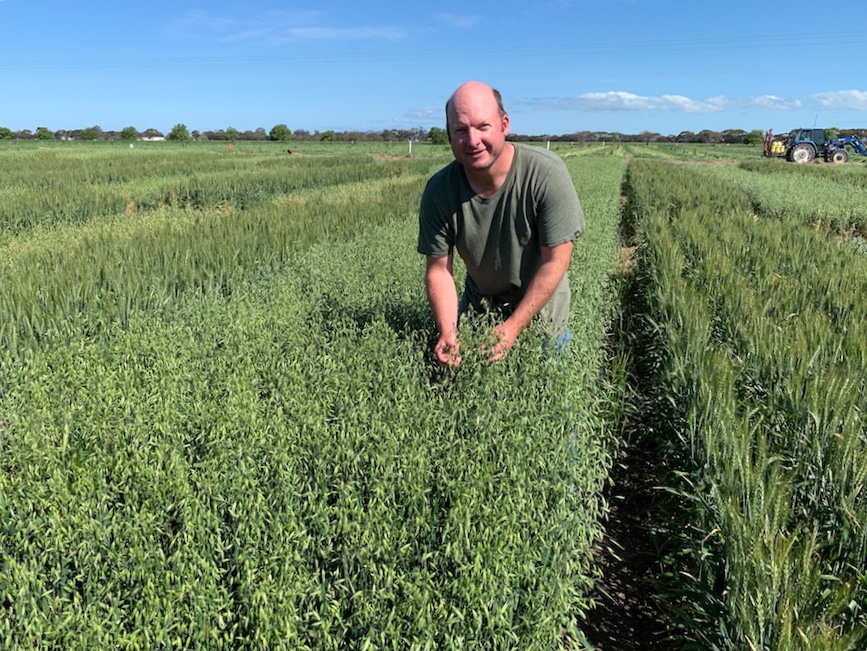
[434,333,462,368]
[482,321,520,362]
[425,255,460,368]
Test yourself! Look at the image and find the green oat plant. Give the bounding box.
[0,144,443,236]
[1,152,625,649]
[0,154,443,361]
[0,229,597,650]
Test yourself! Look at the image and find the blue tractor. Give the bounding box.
[768,128,867,164]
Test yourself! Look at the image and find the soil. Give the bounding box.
[579,434,680,651]
[579,240,682,651]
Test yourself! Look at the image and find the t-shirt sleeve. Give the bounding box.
[536,156,585,247]
[417,175,453,258]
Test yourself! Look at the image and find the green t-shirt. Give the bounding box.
[417,143,585,333]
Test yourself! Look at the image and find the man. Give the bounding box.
[417,80,585,367]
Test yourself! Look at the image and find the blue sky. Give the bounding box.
[2,1,865,137]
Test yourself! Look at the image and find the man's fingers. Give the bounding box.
[436,342,461,368]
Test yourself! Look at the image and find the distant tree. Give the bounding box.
[35,126,55,140]
[140,128,164,139]
[167,123,191,141]
[225,127,239,142]
[563,131,590,144]
[720,129,747,144]
[191,130,201,140]
[79,126,100,141]
[428,126,448,145]
[320,130,335,142]
[14,129,33,140]
[341,130,370,143]
[270,124,293,141]
[0,127,11,139]
[54,129,69,140]
[636,130,660,144]
[744,129,764,146]
[254,127,267,141]
[695,130,721,144]
[120,126,140,141]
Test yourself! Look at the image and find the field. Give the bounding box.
[1,140,865,649]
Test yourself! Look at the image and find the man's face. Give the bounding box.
[447,88,510,173]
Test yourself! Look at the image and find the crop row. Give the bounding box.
[0,147,441,236]
[627,160,866,650]
[691,161,867,236]
[0,164,441,362]
[1,153,625,648]
[741,158,867,190]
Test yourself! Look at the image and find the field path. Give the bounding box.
[581,435,677,650]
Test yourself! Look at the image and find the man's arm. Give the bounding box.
[425,254,461,368]
[487,240,573,361]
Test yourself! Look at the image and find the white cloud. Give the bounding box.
[403,108,440,121]
[808,90,867,110]
[655,94,725,113]
[168,10,405,44]
[513,91,819,113]
[517,91,726,113]
[433,13,482,29]
[734,95,803,110]
[273,26,405,42]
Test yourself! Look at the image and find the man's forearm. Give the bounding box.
[425,258,459,337]
[505,241,573,334]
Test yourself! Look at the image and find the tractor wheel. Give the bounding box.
[789,144,815,163]
[827,149,849,164]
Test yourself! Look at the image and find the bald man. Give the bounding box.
[417,81,585,367]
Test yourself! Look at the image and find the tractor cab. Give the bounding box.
[787,128,827,148]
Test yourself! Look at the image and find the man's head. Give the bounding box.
[445,82,506,137]
[445,81,510,174]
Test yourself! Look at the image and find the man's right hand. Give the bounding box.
[434,334,461,369]
[426,255,461,368]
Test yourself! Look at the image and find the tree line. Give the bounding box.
[2,124,865,145]
[0,123,431,143]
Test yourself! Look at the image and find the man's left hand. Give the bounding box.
[482,321,520,362]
